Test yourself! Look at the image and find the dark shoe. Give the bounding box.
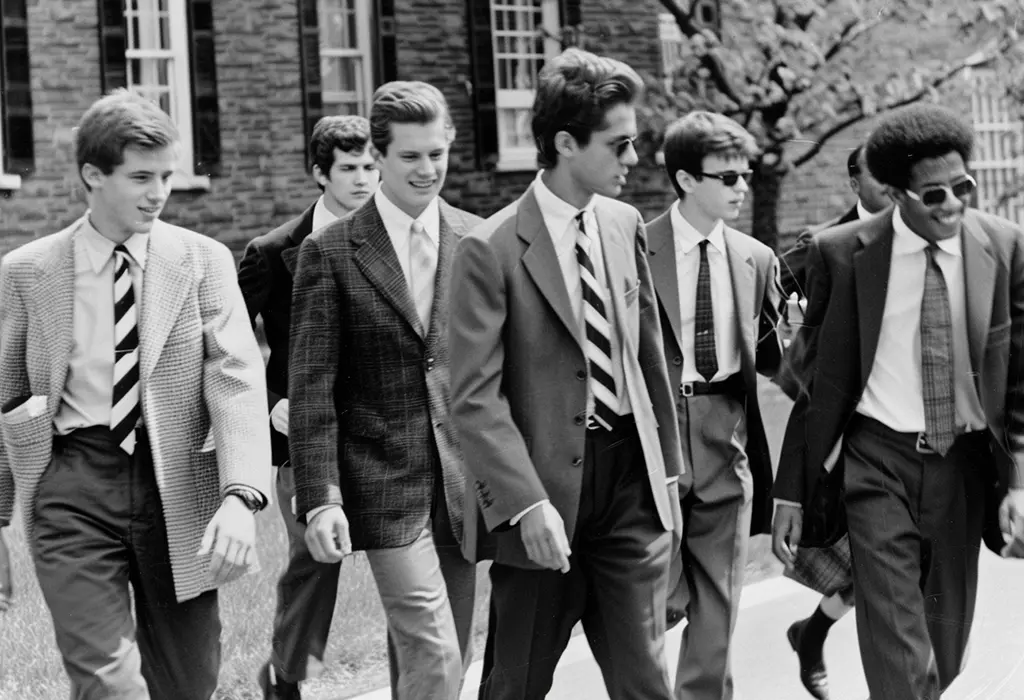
[258,663,302,700]
[787,620,830,700]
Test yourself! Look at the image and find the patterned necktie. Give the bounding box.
[694,239,719,382]
[110,245,141,455]
[409,220,437,334]
[575,212,619,430]
[920,245,957,455]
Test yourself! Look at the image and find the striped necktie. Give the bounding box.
[920,245,956,455]
[575,212,619,431]
[110,244,141,455]
[409,220,437,334]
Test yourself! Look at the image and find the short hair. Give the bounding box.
[864,104,974,189]
[76,89,178,185]
[661,111,758,198]
[369,81,455,156]
[847,146,863,177]
[310,115,371,178]
[532,48,644,169]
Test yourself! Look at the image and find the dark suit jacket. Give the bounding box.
[779,205,859,300]
[238,203,317,465]
[774,208,1024,515]
[450,186,684,569]
[646,209,784,535]
[288,197,482,551]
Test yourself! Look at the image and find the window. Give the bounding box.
[659,12,684,94]
[0,0,35,190]
[490,0,560,170]
[0,80,13,191]
[318,0,374,116]
[123,0,206,189]
[970,72,1024,224]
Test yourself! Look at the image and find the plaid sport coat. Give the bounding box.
[288,197,482,551]
[0,217,272,602]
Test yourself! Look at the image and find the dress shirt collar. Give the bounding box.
[80,212,149,273]
[374,188,440,247]
[670,201,726,256]
[533,171,596,244]
[892,206,961,258]
[855,199,873,221]
[311,194,342,232]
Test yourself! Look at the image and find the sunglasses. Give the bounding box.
[904,175,976,206]
[698,170,754,187]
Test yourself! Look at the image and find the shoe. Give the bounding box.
[258,663,302,700]
[787,620,830,700]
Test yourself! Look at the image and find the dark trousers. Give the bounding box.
[844,415,987,700]
[269,464,342,683]
[31,426,221,700]
[480,421,674,700]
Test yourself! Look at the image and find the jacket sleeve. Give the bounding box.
[0,257,30,527]
[1004,229,1024,488]
[756,251,786,377]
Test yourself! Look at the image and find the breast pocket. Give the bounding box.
[988,320,1012,348]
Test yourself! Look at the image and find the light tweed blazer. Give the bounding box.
[0,217,272,602]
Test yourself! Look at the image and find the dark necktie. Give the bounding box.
[920,245,956,455]
[110,244,141,455]
[575,212,619,430]
[695,239,718,382]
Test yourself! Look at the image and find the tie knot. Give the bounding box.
[410,220,426,237]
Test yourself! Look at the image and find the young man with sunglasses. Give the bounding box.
[772,103,1024,700]
[646,111,784,700]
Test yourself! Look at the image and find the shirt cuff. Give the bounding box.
[307,504,341,523]
[666,476,679,485]
[774,498,802,510]
[510,500,548,527]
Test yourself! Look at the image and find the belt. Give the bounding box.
[586,413,636,432]
[848,414,987,455]
[680,373,745,398]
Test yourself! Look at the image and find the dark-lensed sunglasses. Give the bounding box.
[904,175,976,206]
[698,170,754,187]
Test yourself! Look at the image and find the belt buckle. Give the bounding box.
[680,382,695,398]
[915,432,935,455]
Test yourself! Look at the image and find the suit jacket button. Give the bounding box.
[673,356,682,366]
[576,369,586,380]
[425,357,435,371]
[572,457,583,467]
[574,415,584,425]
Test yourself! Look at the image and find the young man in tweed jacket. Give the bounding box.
[0,90,272,699]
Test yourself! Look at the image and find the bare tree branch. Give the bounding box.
[791,53,996,168]
[821,15,886,63]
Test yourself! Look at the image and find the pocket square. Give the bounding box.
[1,395,48,424]
[199,428,216,453]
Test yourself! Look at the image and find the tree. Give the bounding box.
[617,0,1024,250]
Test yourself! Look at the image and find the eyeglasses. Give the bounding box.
[904,175,976,206]
[698,170,754,187]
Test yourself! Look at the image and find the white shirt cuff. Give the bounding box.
[510,500,547,527]
[270,398,289,436]
[307,504,340,523]
[666,476,679,485]
[774,499,802,510]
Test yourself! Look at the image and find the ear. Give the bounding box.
[370,144,385,164]
[849,176,861,197]
[80,163,105,191]
[885,185,908,208]
[553,130,577,159]
[674,169,698,195]
[312,164,329,188]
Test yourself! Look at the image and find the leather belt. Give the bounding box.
[680,374,745,398]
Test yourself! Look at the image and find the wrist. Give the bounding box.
[224,487,267,513]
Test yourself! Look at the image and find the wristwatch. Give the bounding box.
[225,487,267,513]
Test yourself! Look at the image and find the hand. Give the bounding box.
[519,501,571,573]
[197,496,257,585]
[0,529,11,613]
[999,490,1024,558]
[305,506,351,564]
[668,480,683,555]
[270,399,289,436]
[772,504,803,569]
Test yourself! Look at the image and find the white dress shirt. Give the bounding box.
[55,216,149,435]
[855,199,873,221]
[670,203,741,384]
[856,207,987,433]
[311,194,341,232]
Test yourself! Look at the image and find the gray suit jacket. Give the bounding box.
[0,217,272,602]
[450,185,684,569]
[288,197,482,551]
[646,209,784,535]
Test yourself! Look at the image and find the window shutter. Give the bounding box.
[0,0,34,175]
[466,0,498,169]
[97,0,127,92]
[297,0,322,164]
[377,0,397,83]
[186,0,221,176]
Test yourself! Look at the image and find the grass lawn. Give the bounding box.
[0,379,792,699]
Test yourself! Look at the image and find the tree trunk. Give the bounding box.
[749,154,787,252]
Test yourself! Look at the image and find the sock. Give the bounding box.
[799,604,837,660]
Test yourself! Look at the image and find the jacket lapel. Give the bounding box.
[962,216,995,375]
[517,186,581,348]
[596,204,629,325]
[722,227,756,368]
[853,216,893,385]
[140,222,193,383]
[647,210,683,352]
[280,204,317,276]
[426,203,456,341]
[32,223,78,396]
[352,199,424,340]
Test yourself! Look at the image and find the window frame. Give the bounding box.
[490,0,561,172]
[0,86,17,191]
[317,0,374,117]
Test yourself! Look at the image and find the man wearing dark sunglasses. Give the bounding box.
[645,110,785,700]
[773,103,1024,700]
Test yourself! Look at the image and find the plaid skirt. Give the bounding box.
[784,533,856,604]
